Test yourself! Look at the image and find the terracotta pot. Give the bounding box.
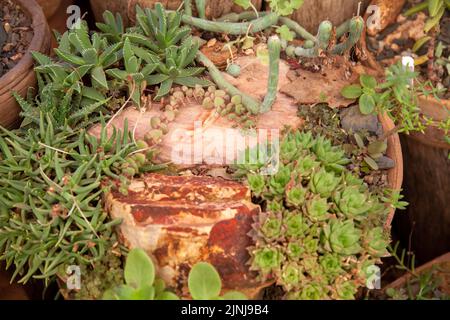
[89,0,263,25]
[36,0,63,20]
[362,0,450,263]
[384,252,450,296]
[287,0,371,33]
[379,113,404,229]
[0,0,52,129]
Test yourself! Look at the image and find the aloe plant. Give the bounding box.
[133,4,191,54]
[106,38,158,106]
[145,37,212,100]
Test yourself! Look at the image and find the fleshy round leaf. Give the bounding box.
[222,291,248,300]
[124,248,155,288]
[359,74,377,89]
[188,262,222,300]
[341,84,362,99]
[359,93,376,115]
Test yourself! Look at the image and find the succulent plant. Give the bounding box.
[242,131,397,299]
[146,37,212,100]
[321,220,362,255]
[133,4,191,54]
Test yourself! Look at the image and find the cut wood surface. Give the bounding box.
[89,55,301,165]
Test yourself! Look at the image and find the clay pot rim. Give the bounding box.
[384,252,450,291]
[0,0,49,89]
[378,112,403,229]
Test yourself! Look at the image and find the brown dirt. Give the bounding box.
[0,0,33,77]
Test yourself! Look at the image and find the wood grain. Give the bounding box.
[289,0,371,33]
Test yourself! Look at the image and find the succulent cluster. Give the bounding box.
[243,131,393,299]
[32,3,209,116]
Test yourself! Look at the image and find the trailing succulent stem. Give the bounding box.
[278,17,316,42]
[285,16,364,58]
[331,16,364,55]
[196,51,260,114]
[260,36,281,114]
[181,12,279,35]
[216,11,264,22]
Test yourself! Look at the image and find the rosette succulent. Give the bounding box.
[242,131,397,299]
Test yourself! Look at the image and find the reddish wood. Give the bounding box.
[36,0,63,19]
[0,0,52,129]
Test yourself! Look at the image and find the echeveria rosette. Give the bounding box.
[301,256,325,281]
[321,220,362,256]
[288,282,328,300]
[286,242,304,260]
[277,262,304,291]
[267,200,284,213]
[296,153,320,177]
[268,165,292,196]
[247,174,265,196]
[309,168,340,198]
[365,227,389,258]
[312,135,351,172]
[243,131,394,300]
[283,212,308,238]
[250,246,283,277]
[294,131,315,150]
[333,186,372,220]
[306,195,330,222]
[280,134,301,163]
[286,186,307,207]
[319,254,344,278]
[260,212,283,240]
[303,236,319,254]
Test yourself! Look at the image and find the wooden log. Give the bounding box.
[288,0,371,33]
[106,173,269,298]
